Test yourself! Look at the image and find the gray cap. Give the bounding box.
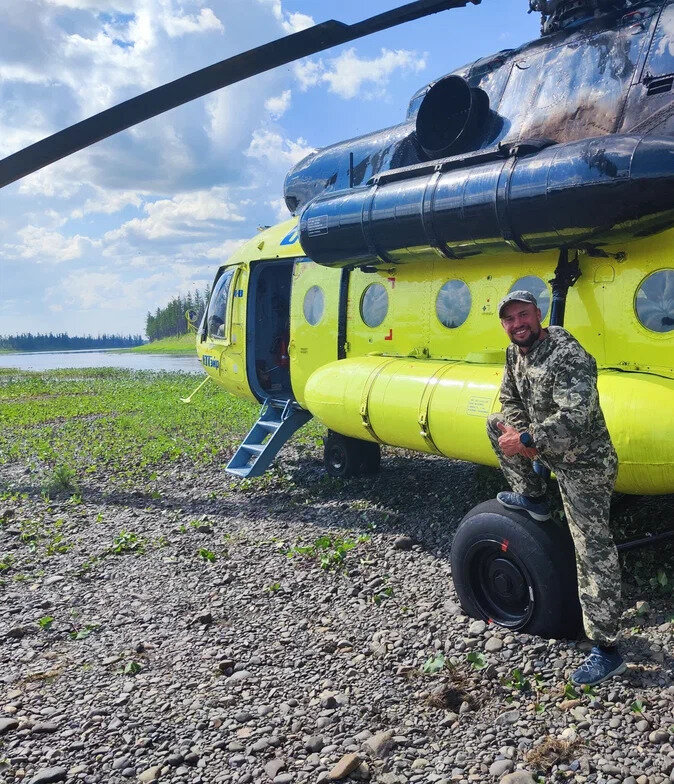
[498,290,538,317]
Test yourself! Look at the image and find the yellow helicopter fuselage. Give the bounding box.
[197,218,674,495]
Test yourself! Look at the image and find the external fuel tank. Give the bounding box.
[304,357,674,495]
[299,134,674,268]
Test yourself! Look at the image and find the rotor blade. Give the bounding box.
[0,0,480,189]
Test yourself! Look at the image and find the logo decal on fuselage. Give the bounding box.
[280,225,300,246]
[202,355,220,369]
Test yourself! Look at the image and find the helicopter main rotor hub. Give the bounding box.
[529,0,632,34]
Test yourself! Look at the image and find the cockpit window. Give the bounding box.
[207,267,236,339]
[636,270,674,333]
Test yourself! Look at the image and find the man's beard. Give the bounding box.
[512,326,541,348]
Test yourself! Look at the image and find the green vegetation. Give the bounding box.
[286,533,371,570]
[145,287,209,343]
[0,332,143,352]
[422,653,447,674]
[0,368,286,484]
[129,333,196,354]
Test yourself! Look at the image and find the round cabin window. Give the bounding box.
[635,269,674,333]
[436,279,471,328]
[303,285,325,326]
[360,283,389,328]
[509,276,551,321]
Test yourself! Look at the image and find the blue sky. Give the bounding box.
[0,0,540,338]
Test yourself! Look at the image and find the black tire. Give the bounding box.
[450,499,582,639]
[323,432,381,478]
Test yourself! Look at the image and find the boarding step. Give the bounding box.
[226,397,312,478]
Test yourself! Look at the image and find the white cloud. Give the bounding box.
[265,89,292,119]
[71,188,145,218]
[269,197,290,222]
[295,47,427,99]
[8,226,96,262]
[257,0,314,33]
[201,238,248,259]
[163,8,224,38]
[246,130,315,167]
[104,188,245,246]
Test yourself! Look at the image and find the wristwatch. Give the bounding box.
[519,431,534,447]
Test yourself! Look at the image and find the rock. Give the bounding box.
[501,773,536,784]
[28,768,67,784]
[468,620,487,636]
[228,670,252,684]
[559,699,581,710]
[495,709,520,725]
[490,759,515,777]
[485,637,503,653]
[304,735,324,753]
[265,758,286,780]
[327,753,362,781]
[362,729,395,758]
[635,600,650,615]
[166,753,183,766]
[636,719,650,732]
[138,767,161,783]
[392,536,414,551]
[32,722,59,734]
[649,729,669,744]
[112,756,131,770]
[6,626,31,639]
[194,610,213,625]
[273,776,293,784]
[0,717,19,734]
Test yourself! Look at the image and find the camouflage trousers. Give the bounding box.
[487,413,621,647]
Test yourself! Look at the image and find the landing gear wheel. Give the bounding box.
[450,499,581,639]
[323,431,381,479]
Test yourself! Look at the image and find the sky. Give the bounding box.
[0,0,540,338]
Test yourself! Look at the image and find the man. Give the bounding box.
[487,290,625,686]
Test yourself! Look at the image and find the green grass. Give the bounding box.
[0,368,271,483]
[128,334,197,354]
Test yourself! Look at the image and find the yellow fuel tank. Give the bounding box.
[303,357,674,495]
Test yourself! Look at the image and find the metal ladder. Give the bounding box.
[225,398,312,478]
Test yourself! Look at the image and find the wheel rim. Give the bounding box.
[464,539,535,628]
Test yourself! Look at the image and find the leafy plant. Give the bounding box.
[466,651,487,670]
[422,653,447,674]
[564,683,580,700]
[631,699,645,714]
[265,582,281,593]
[198,547,216,562]
[110,530,145,555]
[0,553,14,572]
[503,668,530,691]
[42,465,79,499]
[37,616,54,630]
[286,534,368,571]
[69,624,98,640]
[123,661,142,675]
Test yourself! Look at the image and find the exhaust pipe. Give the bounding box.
[299,134,674,268]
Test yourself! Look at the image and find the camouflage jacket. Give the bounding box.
[499,326,617,467]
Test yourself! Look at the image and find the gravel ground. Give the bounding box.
[1,446,673,784]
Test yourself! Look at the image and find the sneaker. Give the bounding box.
[496,491,551,521]
[571,646,627,686]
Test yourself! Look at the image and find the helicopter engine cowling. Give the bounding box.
[298,134,674,268]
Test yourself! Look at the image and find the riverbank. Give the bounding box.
[129,334,196,354]
[0,369,672,784]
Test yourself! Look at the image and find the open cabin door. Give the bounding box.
[289,259,343,406]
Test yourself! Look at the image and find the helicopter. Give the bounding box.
[2,0,673,640]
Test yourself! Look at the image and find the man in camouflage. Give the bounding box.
[487,290,626,686]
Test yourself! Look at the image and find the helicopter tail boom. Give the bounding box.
[299,134,674,267]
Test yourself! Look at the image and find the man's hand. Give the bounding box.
[497,422,538,459]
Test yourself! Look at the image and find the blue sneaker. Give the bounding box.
[496,491,551,521]
[571,646,626,686]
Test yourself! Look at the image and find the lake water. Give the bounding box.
[0,349,203,374]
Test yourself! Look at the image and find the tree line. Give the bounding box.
[0,333,144,352]
[145,287,210,342]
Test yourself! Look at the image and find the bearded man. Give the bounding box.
[486,290,625,686]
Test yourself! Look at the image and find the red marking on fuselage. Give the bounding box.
[384,328,393,341]
[501,539,509,552]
